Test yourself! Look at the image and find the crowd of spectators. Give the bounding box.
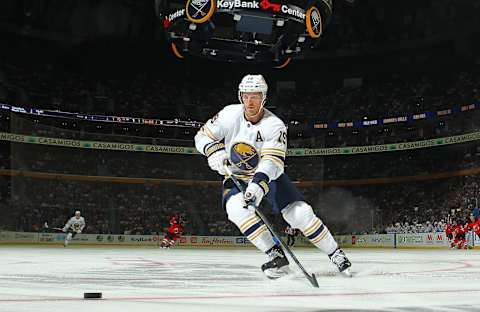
[385,221,446,234]
[1,60,479,141]
[1,68,479,152]
[300,175,479,235]
[1,136,479,185]
[0,151,478,236]
[276,71,480,123]
[0,8,479,237]
[288,142,480,180]
[0,176,237,236]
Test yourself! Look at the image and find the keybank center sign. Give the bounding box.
[165,0,305,23]
[217,0,306,20]
[217,0,261,9]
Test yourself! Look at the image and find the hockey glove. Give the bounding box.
[244,173,270,207]
[205,142,228,175]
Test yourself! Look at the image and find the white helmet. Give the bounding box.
[238,74,268,105]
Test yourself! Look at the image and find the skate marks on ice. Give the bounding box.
[276,306,480,312]
[1,247,480,311]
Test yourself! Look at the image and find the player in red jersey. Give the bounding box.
[454,220,467,249]
[475,218,480,239]
[169,214,179,226]
[466,214,480,247]
[160,215,184,248]
[445,221,455,249]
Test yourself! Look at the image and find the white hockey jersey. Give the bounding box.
[194,104,287,182]
[63,217,86,233]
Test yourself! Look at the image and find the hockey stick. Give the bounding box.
[223,165,319,288]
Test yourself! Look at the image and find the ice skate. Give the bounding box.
[160,239,171,249]
[261,245,290,279]
[329,248,352,277]
[64,232,72,247]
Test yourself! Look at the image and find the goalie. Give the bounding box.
[62,211,85,247]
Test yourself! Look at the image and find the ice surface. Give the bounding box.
[0,246,479,312]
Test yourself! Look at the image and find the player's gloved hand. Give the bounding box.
[244,182,265,207]
[76,230,82,234]
[205,142,228,175]
[62,229,67,233]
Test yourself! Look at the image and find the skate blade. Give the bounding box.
[341,268,353,278]
[264,266,291,280]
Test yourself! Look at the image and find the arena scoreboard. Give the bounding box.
[155,0,333,65]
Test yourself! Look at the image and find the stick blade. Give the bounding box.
[309,273,319,288]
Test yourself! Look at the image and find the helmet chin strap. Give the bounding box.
[245,104,264,119]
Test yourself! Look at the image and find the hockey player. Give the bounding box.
[455,220,467,249]
[194,74,351,279]
[160,215,183,248]
[62,211,85,247]
[465,214,478,248]
[475,217,480,240]
[445,221,455,249]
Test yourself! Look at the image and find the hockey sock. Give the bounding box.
[282,201,338,255]
[239,214,275,252]
[226,193,275,253]
[302,217,338,255]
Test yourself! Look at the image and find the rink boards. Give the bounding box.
[1,231,479,249]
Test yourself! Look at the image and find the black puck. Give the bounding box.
[84,292,102,299]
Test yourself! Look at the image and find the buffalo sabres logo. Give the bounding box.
[230,142,259,171]
[306,6,322,38]
[186,0,216,24]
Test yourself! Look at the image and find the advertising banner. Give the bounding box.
[350,234,394,248]
[2,131,480,157]
[1,231,477,249]
[396,232,449,248]
[0,231,37,243]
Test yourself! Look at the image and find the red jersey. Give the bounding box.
[454,224,465,235]
[473,220,480,234]
[168,223,183,235]
[445,224,453,235]
[466,221,476,231]
[169,216,179,226]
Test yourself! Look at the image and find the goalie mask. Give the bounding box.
[238,74,268,107]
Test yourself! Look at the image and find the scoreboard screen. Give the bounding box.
[156,0,333,65]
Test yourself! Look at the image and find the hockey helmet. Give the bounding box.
[238,74,268,105]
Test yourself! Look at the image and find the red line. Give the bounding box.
[2,289,480,303]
